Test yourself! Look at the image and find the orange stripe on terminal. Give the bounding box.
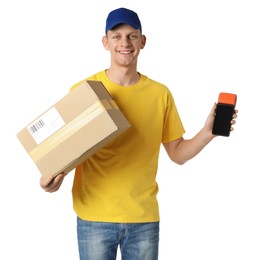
[218,92,237,106]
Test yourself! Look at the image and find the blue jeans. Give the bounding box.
[77,218,159,260]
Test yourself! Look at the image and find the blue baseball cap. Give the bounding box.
[105,8,142,34]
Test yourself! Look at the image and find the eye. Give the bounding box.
[129,34,138,40]
[112,34,120,40]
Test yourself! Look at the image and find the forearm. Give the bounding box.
[164,103,218,165]
[171,128,215,164]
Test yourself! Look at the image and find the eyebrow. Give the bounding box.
[109,31,140,36]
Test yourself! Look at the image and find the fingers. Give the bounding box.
[233,109,238,119]
[40,172,65,193]
[40,175,54,189]
[230,109,238,131]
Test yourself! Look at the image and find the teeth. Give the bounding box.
[120,51,131,54]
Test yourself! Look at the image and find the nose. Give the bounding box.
[120,36,130,46]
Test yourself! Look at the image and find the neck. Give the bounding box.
[106,66,140,86]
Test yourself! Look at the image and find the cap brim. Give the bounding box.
[107,20,141,31]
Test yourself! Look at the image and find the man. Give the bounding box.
[40,7,237,260]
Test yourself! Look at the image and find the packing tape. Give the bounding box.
[110,100,119,110]
[29,99,113,162]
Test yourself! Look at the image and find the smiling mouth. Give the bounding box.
[119,51,133,54]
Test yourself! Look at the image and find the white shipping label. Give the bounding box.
[27,107,65,144]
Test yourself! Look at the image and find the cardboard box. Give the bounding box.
[16,80,131,178]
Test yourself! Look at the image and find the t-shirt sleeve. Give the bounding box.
[161,91,185,143]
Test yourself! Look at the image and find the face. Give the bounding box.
[102,24,146,68]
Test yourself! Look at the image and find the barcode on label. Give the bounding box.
[29,119,45,134]
[27,107,65,144]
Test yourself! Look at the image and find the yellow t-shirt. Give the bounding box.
[71,70,185,223]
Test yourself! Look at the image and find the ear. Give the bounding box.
[102,36,109,50]
[141,35,146,49]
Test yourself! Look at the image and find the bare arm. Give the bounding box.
[163,104,238,165]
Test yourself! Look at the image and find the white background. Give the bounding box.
[1,0,253,259]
